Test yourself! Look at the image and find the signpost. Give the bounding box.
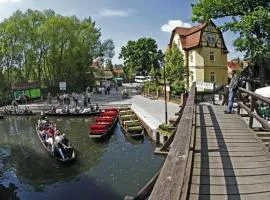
[196,81,216,104]
[59,82,66,91]
[196,81,214,90]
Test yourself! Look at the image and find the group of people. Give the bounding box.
[37,117,71,160]
[4,105,33,114]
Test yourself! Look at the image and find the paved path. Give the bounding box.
[189,103,270,199]
[90,88,180,134]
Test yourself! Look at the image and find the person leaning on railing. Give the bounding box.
[224,70,240,114]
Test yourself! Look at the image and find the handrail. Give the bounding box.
[159,98,187,152]
[148,83,196,200]
[237,87,270,131]
[124,93,188,200]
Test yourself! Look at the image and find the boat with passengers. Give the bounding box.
[36,117,75,162]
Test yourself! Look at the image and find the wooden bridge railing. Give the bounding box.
[237,87,270,137]
[148,83,196,200]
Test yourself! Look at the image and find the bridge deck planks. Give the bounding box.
[189,104,270,200]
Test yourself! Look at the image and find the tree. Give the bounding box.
[164,43,186,94]
[192,0,270,85]
[119,37,163,77]
[0,9,114,92]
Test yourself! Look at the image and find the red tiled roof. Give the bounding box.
[175,23,207,37]
[170,21,228,52]
[227,61,240,70]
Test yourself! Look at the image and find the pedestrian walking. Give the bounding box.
[47,92,52,104]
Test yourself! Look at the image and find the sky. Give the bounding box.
[0,0,243,64]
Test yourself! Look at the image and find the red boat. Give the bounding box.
[89,108,118,139]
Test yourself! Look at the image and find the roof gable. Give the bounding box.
[170,21,228,52]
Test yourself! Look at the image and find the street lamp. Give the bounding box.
[159,61,168,124]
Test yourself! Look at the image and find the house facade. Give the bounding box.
[169,21,228,88]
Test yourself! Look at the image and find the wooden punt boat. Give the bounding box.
[89,108,118,139]
[119,109,144,139]
[45,111,101,117]
[4,112,36,116]
[35,122,75,162]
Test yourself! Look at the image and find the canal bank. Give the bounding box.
[0,87,180,143]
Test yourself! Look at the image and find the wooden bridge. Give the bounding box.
[125,83,270,200]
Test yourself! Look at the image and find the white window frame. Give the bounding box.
[208,25,214,31]
[210,72,215,82]
[207,33,215,43]
[210,51,215,61]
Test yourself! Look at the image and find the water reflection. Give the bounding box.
[0,116,164,199]
[0,183,20,200]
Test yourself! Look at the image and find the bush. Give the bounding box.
[171,80,185,95]
[158,123,174,136]
[143,81,157,92]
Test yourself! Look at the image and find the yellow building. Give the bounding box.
[169,21,228,88]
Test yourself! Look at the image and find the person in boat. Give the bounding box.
[66,106,70,113]
[11,99,18,108]
[90,105,94,112]
[54,132,65,159]
[46,137,54,151]
[24,107,31,113]
[47,125,55,137]
[40,129,48,141]
[95,103,99,111]
[51,106,56,113]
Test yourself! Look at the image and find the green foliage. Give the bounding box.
[158,123,174,136]
[164,43,185,82]
[0,9,114,91]
[164,42,186,94]
[119,37,163,78]
[143,81,157,92]
[171,80,185,95]
[192,0,270,59]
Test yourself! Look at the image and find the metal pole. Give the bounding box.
[164,64,168,124]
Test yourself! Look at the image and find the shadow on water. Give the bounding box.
[0,143,121,200]
[0,115,163,200]
[0,183,20,200]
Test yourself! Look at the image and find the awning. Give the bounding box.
[255,86,270,98]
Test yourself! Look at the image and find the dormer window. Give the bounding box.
[207,33,215,43]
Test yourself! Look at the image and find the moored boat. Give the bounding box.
[45,106,101,117]
[89,108,118,139]
[45,111,100,117]
[3,107,36,116]
[5,112,36,116]
[118,108,144,139]
[36,119,75,162]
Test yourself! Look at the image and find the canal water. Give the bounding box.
[0,116,164,200]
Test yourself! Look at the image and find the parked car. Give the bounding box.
[146,76,156,82]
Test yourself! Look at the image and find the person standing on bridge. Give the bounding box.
[224,70,240,114]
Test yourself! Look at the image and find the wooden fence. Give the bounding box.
[237,87,270,137]
[148,83,196,200]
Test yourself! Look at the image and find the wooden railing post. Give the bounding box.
[249,96,254,128]
[237,91,241,115]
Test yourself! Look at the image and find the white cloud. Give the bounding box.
[0,0,21,3]
[161,20,192,32]
[95,8,134,18]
